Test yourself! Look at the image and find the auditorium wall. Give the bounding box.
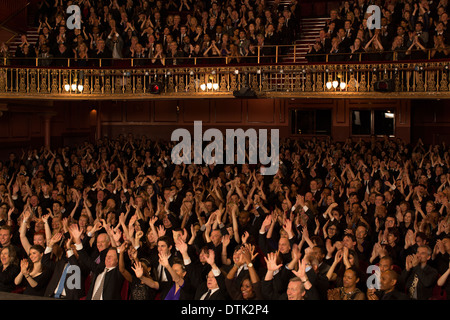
[1,97,448,159]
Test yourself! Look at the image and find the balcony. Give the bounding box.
[1,46,450,100]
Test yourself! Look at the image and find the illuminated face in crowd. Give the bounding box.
[29,247,43,264]
[157,239,172,256]
[0,229,12,246]
[286,280,305,300]
[96,233,110,252]
[105,249,119,269]
[278,237,291,254]
[206,270,219,290]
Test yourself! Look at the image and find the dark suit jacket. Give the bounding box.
[43,252,87,300]
[376,289,410,300]
[150,252,176,299]
[194,270,228,300]
[400,264,439,300]
[86,265,124,300]
[76,244,123,300]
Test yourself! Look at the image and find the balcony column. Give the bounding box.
[96,105,101,140]
[43,113,54,149]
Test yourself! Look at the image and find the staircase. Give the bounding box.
[283,17,329,64]
[8,27,39,57]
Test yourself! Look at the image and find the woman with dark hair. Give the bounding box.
[225,244,263,300]
[14,244,52,296]
[327,247,361,288]
[0,245,20,292]
[327,267,366,300]
[119,241,159,300]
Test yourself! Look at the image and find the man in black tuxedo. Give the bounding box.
[52,43,72,67]
[400,245,439,300]
[90,38,112,67]
[326,9,344,31]
[194,249,228,300]
[318,29,332,53]
[43,237,87,300]
[86,247,124,300]
[367,269,409,300]
[70,224,123,299]
[151,236,176,299]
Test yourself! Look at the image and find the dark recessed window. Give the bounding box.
[351,109,395,136]
[291,109,332,135]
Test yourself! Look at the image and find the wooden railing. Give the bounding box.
[1,60,450,99]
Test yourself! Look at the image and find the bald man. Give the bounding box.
[367,270,409,300]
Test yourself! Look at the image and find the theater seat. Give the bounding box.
[392,265,402,274]
[430,284,447,300]
[80,274,92,300]
[11,286,25,294]
[121,280,129,300]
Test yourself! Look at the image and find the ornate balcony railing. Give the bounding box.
[1,57,450,100]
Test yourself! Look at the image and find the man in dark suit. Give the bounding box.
[85,247,124,300]
[52,43,72,67]
[283,9,298,40]
[194,249,228,300]
[43,237,88,299]
[90,38,112,67]
[70,222,123,300]
[69,223,112,290]
[318,29,332,53]
[367,269,409,300]
[151,235,176,299]
[400,245,439,300]
[326,9,344,31]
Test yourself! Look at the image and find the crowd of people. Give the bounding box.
[307,0,450,62]
[0,133,448,301]
[2,0,300,67]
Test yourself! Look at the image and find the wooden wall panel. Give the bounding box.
[181,99,211,123]
[30,115,42,136]
[153,100,178,122]
[100,101,123,122]
[214,99,243,123]
[247,99,275,123]
[125,101,151,122]
[10,113,29,137]
[0,114,10,138]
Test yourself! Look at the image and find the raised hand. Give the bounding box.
[241,231,250,244]
[175,237,188,254]
[205,249,216,266]
[157,225,166,237]
[158,251,170,268]
[19,257,28,273]
[69,223,83,243]
[49,232,63,247]
[264,251,282,272]
[241,243,258,264]
[132,261,144,279]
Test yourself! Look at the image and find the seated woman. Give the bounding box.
[14,245,52,296]
[364,31,384,62]
[430,35,449,60]
[348,38,365,61]
[327,267,366,300]
[203,40,222,65]
[159,238,194,300]
[326,246,362,289]
[306,42,325,63]
[225,244,263,300]
[151,43,166,66]
[226,44,242,65]
[119,241,159,300]
[405,34,427,60]
[0,245,20,292]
